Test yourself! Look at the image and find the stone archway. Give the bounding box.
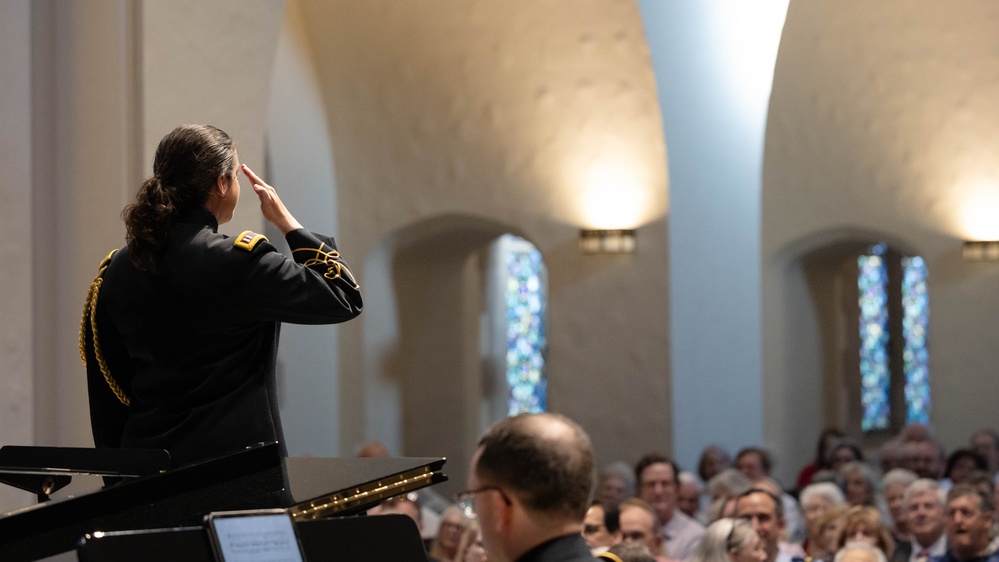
[768,228,921,458]
[362,214,540,493]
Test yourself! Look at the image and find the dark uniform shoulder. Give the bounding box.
[233,230,269,251]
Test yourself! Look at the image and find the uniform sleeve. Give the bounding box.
[80,251,133,450]
[84,306,133,449]
[235,228,363,324]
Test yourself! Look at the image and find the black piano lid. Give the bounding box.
[0,442,447,561]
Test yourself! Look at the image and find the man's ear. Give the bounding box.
[494,491,515,532]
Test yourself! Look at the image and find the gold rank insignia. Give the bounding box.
[234,230,268,251]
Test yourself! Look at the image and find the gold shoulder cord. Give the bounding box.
[292,243,361,290]
[79,250,131,406]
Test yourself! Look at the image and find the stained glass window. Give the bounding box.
[502,235,547,415]
[858,246,890,432]
[901,256,930,424]
[857,244,929,432]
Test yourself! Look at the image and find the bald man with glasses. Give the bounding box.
[457,413,599,562]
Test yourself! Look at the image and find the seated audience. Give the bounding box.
[944,450,989,488]
[454,522,488,562]
[841,462,880,508]
[900,425,933,444]
[600,542,660,562]
[636,453,705,560]
[882,469,918,542]
[801,482,847,558]
[378,493,423,523]
[708,469,754,523]
[678,472,706,521]
[700,446,734,487]
[734,448,806,542]
[430,505,472,562]
[828,441,866,474]
[890,479,947,562]
[964,471,999,513]
[376,493,436,558]
[880,440,907,475]
[600,462,639,509]
[751,478,807,558]
[691,518,768,562]
[970,430,999,480]
[817,505,852,562]
[798,429,846,489]
[902,441,946,481]
[733,488,788,562]
[938,484,997,562]
[431,422,999,562]
[834,506,895,559]
[835,542,889,562]
[737,448,775,483]
[585,500,623,555]
[620,498,671,562]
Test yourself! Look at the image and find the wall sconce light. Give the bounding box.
[962,240,999,261]
[579,229,636,254]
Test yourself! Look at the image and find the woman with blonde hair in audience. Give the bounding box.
[429,505,471,562]
[453,521,489,562]
[834,506,895,559]
[815,504,851,562]
[690,518,767,562]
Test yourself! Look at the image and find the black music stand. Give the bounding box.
[0,445,170,502]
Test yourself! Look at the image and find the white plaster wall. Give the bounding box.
[31,0,142,453]
[0,0,37,514]
[141,0,287,238]
[265,0,343,457]
[295,0,670,472]
[764,0,999,472]
[360,240,403,455]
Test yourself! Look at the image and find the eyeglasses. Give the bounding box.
[454,485,511,518]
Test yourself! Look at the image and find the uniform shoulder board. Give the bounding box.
[234,230,269,251]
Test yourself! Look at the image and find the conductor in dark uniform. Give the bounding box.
[80,124,362,467]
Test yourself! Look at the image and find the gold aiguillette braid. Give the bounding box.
[79,250,130,406]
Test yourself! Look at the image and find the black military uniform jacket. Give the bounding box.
[517,534,598,562]
[81,209,362,467]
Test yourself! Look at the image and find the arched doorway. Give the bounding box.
[362,214,548,493]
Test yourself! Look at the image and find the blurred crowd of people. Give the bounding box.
[365,423,999,562]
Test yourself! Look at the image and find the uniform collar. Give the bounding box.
[176,208,219,232]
